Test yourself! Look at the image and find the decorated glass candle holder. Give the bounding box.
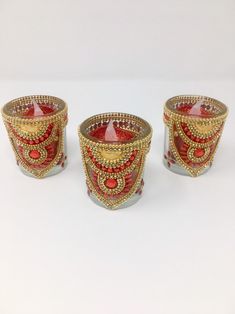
[163,95,228,177]
[78,113,152,209]
[2,95,68,178]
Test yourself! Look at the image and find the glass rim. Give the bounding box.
[165,94,228,120]
[79,112,152,145]
[1,95,67,122]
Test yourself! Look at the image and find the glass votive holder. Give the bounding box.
[1,95,68,178]
[78,112,152,210]
[163,95,228,176]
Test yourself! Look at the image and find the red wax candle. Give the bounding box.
[176,101,215,117]
[89,120,134,142]
[22,99,55,117]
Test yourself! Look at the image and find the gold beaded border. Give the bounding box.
[23,147,48,165]
[92,148,132,168]
[98,176,125,195]
[7,124,59,150]
[167,123,217,176]
[187,147,211,163]
[187,122,221,138]
[175,120,223,148]
[83,148,142,179]
[8,124,65,178]
[12,123,48,139]
[85,154,146,209]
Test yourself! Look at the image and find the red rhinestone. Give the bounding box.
[194,148,205,158]
[108,168,113,173]
[105,178,118,189]
[29,150,41,159]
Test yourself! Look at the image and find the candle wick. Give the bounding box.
[31,98,44,116]
[104,120,119,141]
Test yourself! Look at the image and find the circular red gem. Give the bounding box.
[194,148,205,158]
[29,150,41,159]
[105,178,118,189]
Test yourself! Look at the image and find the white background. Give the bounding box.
[0,0,235,80]
[0,1,235,314]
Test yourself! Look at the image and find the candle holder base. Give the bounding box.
[163,157,210,177]
[18,158,68,178]
[87,179,144,210]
